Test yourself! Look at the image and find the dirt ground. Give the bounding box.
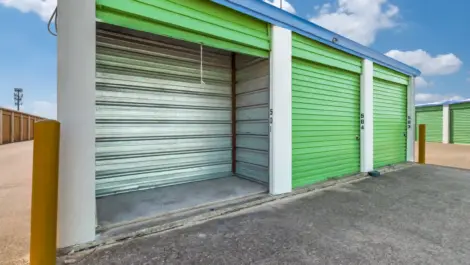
[0,141,33,265]
[415,142,470,170]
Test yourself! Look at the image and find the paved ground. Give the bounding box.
[67,165,470,264]
[415,142,470,169]
[0,142,33,265]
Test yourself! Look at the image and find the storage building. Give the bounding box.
[56,0,420,248]
[416,99,470,144]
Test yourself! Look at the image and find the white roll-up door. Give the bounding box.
[95,28,233,197]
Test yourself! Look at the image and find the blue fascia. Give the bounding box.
[211,0,421,77]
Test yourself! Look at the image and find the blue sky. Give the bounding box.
[1,0,469,118]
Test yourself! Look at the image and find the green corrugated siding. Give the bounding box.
[451,103,470,144]
[373,64,409,85]
[96,0,270,57]
[415,106,443,142]
[373,76,407,168]
[292,33,362,73]
[292,58,361,188]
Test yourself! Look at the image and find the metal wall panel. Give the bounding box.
[373,76,407,168]
[291,57,361,188]
[450,103,470,144]
[95,29,233,197]
[235,55,269,184]
[415,106,443,142]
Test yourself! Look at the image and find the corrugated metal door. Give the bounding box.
[451,103,470,144]
[415,106,442,142]
[30,119,34,139]
[235,55,269,184]
[2,112,11,144]
[95,29,234,197]
[22,117,28,140]
[292,33,362,188]
[373,65,408,168]
[14,115,20,142]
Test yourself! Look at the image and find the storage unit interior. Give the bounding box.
[95,24,270,226]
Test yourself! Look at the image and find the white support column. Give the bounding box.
[11,112,14,143]
[360,59,374,172]
[28,116,31,140]
[442,105,450,144]
[57,0,96,248]
[0,109,3,144]
[406,77,416,162]
[20,115,23,141]
[269,25,292,195]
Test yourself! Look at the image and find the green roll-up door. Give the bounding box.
[96,0,270,57]
[373,65,408,168]
[451,103,470,144]
[292,33,361,188]
[415,106,443,142]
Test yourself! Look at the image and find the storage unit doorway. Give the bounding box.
[95,23,271,226]
[373,65,408,168]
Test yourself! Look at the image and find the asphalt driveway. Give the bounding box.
[68,165,470,264]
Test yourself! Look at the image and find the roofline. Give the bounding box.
[416,98,470,107]
[212,0,421,77]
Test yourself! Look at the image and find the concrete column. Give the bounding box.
[57,0,96,248]
[20,115,23,141]
[11,112,14,143]
[0,109,3,144]
[360,60,373,172]
[269,25,292,195]
[406,77,416,162]
[28,116,31,140]
[442,105,450,144]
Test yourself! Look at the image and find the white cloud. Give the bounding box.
[309,0,400,46]
[386,49,463,76]
[264,0,296,14]
[414,76,434,89]
[415,93,464,103]
[31,100,56,119]
[1,0,56,22]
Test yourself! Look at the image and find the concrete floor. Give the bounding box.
[0,142,33,265]
[70,165,470,264]
[415,142,470,169]
[97,176,267,226]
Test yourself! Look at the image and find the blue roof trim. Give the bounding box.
[211,0,421,77]
[416,98,470,108]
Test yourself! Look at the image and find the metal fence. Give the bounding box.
[0,108,45,145]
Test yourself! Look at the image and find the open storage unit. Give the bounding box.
[93,2,272,223]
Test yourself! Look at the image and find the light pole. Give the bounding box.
[14,88,23,111]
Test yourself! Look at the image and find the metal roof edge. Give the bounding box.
[416,98,470,108]
[211,0,421,77]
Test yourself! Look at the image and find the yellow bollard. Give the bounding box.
[30,120,60,265]
[418,124,426,164]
